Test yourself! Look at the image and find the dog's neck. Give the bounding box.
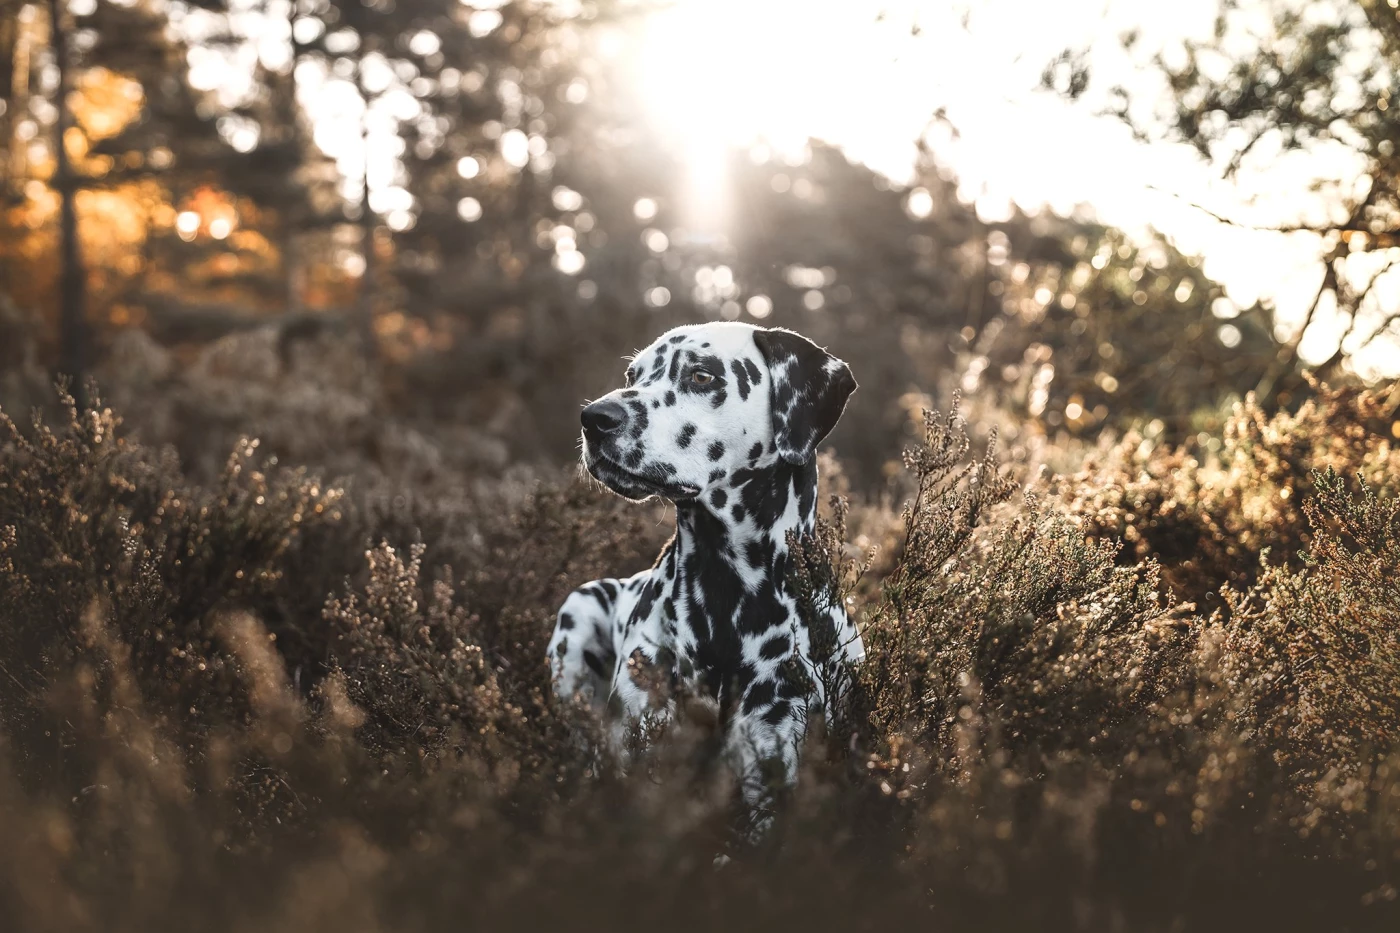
[661,456,819,698]
[670,455,819,599]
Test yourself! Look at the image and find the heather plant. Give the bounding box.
[0,382,348,758]
[784,492,873,742]
[1212,467,1400,821]
[2,372,1400,930]
[1056,380,1400,608]
[855,402,1197,784]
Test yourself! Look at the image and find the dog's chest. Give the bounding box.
[622,540,802,694]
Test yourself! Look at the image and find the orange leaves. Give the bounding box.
[176,186,241,241]
[70,67,145,143]
[76,184,157,263]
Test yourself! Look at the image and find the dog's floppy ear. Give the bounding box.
[752,327,857,465]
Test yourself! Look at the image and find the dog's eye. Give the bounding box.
[690,370,714,386]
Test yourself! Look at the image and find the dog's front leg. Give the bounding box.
[724,701,806,843]
[607,636,679,764]
[549,580,626,711]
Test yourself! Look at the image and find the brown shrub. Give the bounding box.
[1,371,1399,931]
[1054,381,1400,609]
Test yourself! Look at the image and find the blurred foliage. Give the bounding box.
[1058,0,1400,399]
[1,0,1311,489]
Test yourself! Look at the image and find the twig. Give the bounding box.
[1313,255,1400,375]
[1146,184,1388,238]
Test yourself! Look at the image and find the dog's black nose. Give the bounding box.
[582,399,626,437]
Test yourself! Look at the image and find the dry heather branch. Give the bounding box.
[0,381,1398,928]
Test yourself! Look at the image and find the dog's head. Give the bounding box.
[581,323,856,502]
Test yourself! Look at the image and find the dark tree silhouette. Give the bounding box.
[48,0,87,387]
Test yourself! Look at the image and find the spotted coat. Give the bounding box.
[547,322,862,837]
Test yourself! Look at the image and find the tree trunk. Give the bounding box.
[282,0,307,313]
[356,53,377,363]
[49,0,88,393]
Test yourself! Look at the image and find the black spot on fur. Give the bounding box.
[669,334,686,344]
[735,662,759,694]
[677,424,696,448]
[583,650,610,679]
[729,459,811,530]
[797,464,817,517]
[759,634,791,660]
[558,612,576,631]
[709,469,726,482]
[748,441,763,461]
[710,389,727,408]
[731,505,746,523]
[743,358,763,385]
[629,577,664,630]
[627,400,649,440]
[762,700,792,726]
[707,442,725,461]
[777,676,808,701]
[665,391,676,406]
[731,359,752,400]
[742,680,776,714]
[746,538,775,568]
[710,489,728,509]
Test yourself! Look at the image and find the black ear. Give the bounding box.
[752,328,857,465]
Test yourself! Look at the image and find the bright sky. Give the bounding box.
[627,0,1400,380]
[174,0,1400,379]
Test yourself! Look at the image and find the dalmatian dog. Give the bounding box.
[547,322,863,838]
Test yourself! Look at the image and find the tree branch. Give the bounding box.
[1255,259,1337,399]
[1312,255,1400,376]
[1147,184,1388,238]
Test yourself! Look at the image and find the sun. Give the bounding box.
[634,0,822,148]
[629,0,848,229]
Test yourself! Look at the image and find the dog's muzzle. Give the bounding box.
[580,399,699,501]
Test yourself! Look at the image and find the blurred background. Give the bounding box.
[2,0,1398,488]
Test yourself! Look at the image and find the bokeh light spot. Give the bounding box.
[456,197,483,222]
